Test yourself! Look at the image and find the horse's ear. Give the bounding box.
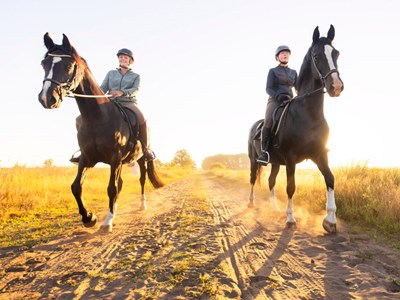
[312,26,320,43]
[62,34,72,51]
[313,26,319,43]
[44,32,54,50]
[327,24,335,41]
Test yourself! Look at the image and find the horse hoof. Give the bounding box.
[100,225,112,233]
[82,214,97,227]
[323,219,337,234]
[286,222,297,229]
[248,201,255,208]
[140,204,147,211]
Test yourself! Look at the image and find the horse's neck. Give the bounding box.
[297,63,325,117]
[74,70,110,120]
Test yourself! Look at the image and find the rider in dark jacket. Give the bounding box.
[257,45,297,165]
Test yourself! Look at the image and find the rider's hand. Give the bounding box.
[109,90,124,97]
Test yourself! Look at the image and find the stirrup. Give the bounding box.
[144,149,156,161]
[256,151,270,165]
[69,150,81,164]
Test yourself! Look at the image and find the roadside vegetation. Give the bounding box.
[1,151,399,250]
[0,149,196,248]
[205,160,400,249]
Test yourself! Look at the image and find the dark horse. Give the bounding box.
[248,25,343,233]
[38,33,164,232]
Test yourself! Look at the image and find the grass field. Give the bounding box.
[0,164,188,248]
[1,164,399,249]
[207,164,400,248]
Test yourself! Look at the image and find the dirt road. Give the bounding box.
[1,173,399,299]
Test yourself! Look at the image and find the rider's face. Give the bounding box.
[277,51,290,64]
[118,54,131,68]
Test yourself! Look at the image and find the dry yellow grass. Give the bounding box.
[206,164,400,248]
[0,165,188,247]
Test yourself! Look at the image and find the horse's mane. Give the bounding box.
[296,37,333,93]
[296,47,312,92]
[45,44,104,96]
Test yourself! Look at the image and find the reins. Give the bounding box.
[274,56,329,136]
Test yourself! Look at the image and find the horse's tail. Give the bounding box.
[146,160,164,188]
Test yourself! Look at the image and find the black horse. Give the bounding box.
[248,25,344,233]
[38,33,164,232]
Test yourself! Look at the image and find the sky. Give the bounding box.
[0,0,399,168]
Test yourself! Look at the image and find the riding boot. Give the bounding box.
[256,127,272,165]
[139,122,156,161]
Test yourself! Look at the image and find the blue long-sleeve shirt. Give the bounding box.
[266,65,297,99]
[100,68,140,104]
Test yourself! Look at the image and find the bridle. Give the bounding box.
[310,46,340,89]
[42,53,111,98]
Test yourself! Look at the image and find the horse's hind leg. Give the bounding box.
[313,153,337,233]
[138,158,147,210]
[71,163,97,227]
[268,164,281,211]
[248,159,259,208]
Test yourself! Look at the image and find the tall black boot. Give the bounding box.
[256,127,271,165]
[139,122,156,161]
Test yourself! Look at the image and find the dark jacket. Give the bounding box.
[266,65,297,99]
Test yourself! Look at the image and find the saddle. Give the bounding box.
[113,102,141,163]
[254,97,294,142]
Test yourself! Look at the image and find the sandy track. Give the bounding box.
[1,173,399,299]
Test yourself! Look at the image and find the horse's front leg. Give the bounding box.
[101,162,123,233]
[138,158,147,210]
[314,154,337,233]
[285,163,297,229]
[268,164,281,211]
[71,163,97,227]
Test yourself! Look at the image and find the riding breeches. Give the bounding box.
[118,102,146,125]
[263,97,280,129]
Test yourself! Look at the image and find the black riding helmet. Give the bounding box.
[275,45,291,57]
[116,48,134,63]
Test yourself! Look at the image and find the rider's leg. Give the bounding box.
[127,104,156,161]
[256,98,277,165]
[70,115,82,164]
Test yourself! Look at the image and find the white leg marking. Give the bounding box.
[286,198,296,223]
[140,194,147,210]
[270,188,280,211]
[102,211,114,228]
[248,185,255,207]
[325,188,337,224]
[40,57,62,106]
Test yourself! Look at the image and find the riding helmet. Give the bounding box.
[116,48,134,62]
[275,45,291,57]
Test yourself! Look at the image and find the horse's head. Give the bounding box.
[38,33,84,109]
[310,25,344,97]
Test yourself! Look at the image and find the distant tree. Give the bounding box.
[170,149,196,169]
[202,153,249,170]
[43,159,54,168]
